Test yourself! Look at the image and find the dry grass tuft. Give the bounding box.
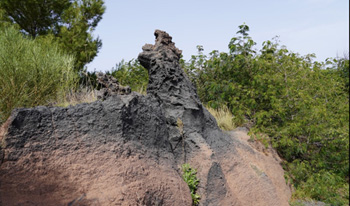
[205,105,236,131]
[54,85,147,107]
[55,87,97,107]
[135,86,147,96]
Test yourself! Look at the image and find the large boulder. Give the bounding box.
[0,30,291,206]
[0,94,192,205]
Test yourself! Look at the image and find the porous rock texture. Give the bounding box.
[0,30,291,206]
[96,72,131,100]
[0,94,192,206]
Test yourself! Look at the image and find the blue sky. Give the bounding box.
[86,0,349,72]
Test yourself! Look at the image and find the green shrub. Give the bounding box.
[182,163,200,205]
[0,26,76,123]
[110,59,148,94]
[292,168,349,206]
[184,24,349,205]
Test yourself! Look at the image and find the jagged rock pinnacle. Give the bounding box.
[138,30,219,157]
[138,30,201,112]
[138,30,182,70]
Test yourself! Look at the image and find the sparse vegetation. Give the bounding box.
[177,118,186,163]
[55,87,97,107]
[205,105,235,131]
[181,163,200,205]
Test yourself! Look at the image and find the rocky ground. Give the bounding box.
[0,30,291,206]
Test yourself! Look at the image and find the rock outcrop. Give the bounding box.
[96,72,131,100]
[138,30,291,206]
[0,94,192,205]
[0,30,291,206]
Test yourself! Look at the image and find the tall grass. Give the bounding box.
[205,105,236,131]
[0,26,77,123]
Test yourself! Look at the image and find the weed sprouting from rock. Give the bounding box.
[182,163,200,205]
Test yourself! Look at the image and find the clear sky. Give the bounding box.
[86,0,349,72]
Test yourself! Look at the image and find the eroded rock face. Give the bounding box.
[138,30,225,160]
[0,30,291,206]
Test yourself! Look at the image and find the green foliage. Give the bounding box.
[184,24,349,205]
[229,23,256,56]
[0,26,76,123]
[0,0,105,72]
[57,0,105,71]
[326,56,349,89]
[110,59,149,94]
[0,0,71,37]
[181,163,200,205]
[0,6,14,29]
[291,168,349,205]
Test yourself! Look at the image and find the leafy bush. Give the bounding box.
[184,24,349,205]
[0,26,76,123]
[182,163,200,205]
[110,59,148,94]
[291,169,349,205]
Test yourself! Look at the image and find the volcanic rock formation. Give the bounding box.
[138,30,224,161]
[0,30,291,206]
[96,72,131,100]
